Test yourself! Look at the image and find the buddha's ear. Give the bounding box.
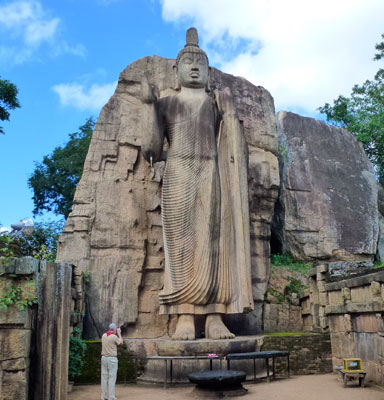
[173,64,180,91]
[206,66,212,92]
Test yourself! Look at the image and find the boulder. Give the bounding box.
[56,56,279,338]
[273,111,378,261]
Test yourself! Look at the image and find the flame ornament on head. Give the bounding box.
[176,27,209,66]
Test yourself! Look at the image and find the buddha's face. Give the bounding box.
[177,52,209,89]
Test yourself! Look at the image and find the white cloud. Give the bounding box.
[160,0,384,114]
[0,1,84,64]
[52,82,117,110]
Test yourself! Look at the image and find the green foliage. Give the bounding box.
[0,234,15,265]
[284,276,306,298]
[75,340,144,384]
[374,260,384,270]
[0,221,63,261]
[267,287,284,304]
[83,271,90,286]
[0,76,20,134]
[29,118,95,218]
[319,34,384,178]
[0,280,38,310]
[19,220,64,261]
[270,254,313,275]
[68,328,87,381]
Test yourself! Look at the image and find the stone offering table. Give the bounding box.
[226,350,290,381]
[148,356,224,388]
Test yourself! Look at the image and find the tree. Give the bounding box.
[319,34,384,178]
[0,220,64,262]
[28,118,95,218]
[0,76,20,134]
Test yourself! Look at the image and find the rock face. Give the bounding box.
[56,56,279,339]
[273,111,378,261]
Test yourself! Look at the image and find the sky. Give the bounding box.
[1,0,383,229]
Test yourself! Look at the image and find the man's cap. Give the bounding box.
[109,323,117,330]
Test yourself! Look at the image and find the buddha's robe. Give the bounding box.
[157,93,253,315]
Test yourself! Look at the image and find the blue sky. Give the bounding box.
[1,0,383,228]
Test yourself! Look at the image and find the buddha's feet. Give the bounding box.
[205,314,235,339]
[172,314,195,340]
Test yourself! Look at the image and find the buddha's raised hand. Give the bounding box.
[141,73,157,104]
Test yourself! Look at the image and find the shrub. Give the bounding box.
[68,328,87,381]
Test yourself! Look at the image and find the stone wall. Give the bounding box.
[263,303,303,333]
[300,265,384,385]
[0,257,84,399]
[263,265,306,333]
[261,333,332,375]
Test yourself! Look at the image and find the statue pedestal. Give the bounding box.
[125,336,264,384]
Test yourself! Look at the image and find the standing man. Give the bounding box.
[101,323,123,400]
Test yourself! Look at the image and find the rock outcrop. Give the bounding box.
[273,111,378,262]
[56,56,279,338]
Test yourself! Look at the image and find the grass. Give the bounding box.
[264,332,311,337]
[271,254,313,275]
[373,260,384,270]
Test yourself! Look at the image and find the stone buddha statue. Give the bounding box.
[141,28,253,340]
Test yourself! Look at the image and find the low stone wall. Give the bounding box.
[0,258,37,400]
[300,266,384,386]
[261,333,332,375]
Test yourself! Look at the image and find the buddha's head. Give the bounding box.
[175,28,209,90]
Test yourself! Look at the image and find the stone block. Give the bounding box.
[371,281,381,295]
[3,258,16,274]
[330,332,355,358]
[377,335,384,357]
[318,264,328,273]
[320,317,328,329]
[328,290,343,306]
[0,329,31,361]
[1,370,27,400]
[341,287,351,303]
[317,281,326,293]
[351,286,371,303]
[344,314,352,332]
[353,314,378,333]
[126,312,169,338]
[73,266,82,276]
[371,281,382,301]
[377,313,384,333]
[14,257,39,275]
[329,315,346,333]
[0,306,33,328]
[316,271,325,281]
[73,275,82,286]
[319,292,328,306]
[139,288,159,313]
[2,357,27,371]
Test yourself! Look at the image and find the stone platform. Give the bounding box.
[125,336,264,384]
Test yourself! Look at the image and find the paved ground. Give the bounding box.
[68,373,384,400]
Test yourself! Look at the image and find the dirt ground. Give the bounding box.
[68,373,384,400]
